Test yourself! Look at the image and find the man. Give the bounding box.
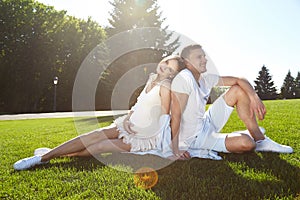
[170,44,293,159]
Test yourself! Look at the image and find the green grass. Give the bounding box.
[1,99,299,199]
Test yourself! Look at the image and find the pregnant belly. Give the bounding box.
[130,119,160,138]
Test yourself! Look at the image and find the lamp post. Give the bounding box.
[53,76,58,112]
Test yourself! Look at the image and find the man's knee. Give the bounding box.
[224,85,249,106]
[228,85,245,97]
[225,134,255,153]
[240,135,256,151]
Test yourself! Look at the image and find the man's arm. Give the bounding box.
[218,76,266,120]
[170,91,189,158]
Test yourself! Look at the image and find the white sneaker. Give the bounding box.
[255,137,293,153]
[33,148,51,165]
[13,155,43,170]
[34,147,52,156]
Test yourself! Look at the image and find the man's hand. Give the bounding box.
[250,94,266,120]
[178,151,191,160]
[168,150,191,160]
[220,76,267,120]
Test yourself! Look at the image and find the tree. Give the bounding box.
[280,70,296,99]
[106,0,179,54]
[96,0,180,109]
[295,71,300,98]
[254,65,277,100]
[0,0,106,113]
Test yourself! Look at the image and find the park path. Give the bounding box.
[0,110,128,120]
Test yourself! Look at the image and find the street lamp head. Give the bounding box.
[53,76,58,85]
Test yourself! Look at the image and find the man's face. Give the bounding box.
[187,48,207,73]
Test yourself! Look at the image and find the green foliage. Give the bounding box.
[254,65,277,100]
[1,100,299,199]
[0,0,106,113]
[95,0,180,110]
[295,72,300,98]
[96,48,165,110]
[208,86,230,103]
[107,0,162,33]
[106,0,179,54]
[280,70,297,99]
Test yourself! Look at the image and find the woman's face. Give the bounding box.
[156,59,179,79]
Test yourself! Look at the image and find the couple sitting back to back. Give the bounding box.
[14,44,293,170]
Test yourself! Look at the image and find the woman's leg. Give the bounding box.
[69,139,131,157]
[41,126,120,162]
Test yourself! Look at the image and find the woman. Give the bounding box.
[14,55,186,170]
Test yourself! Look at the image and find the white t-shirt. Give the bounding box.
[171,69,219,149]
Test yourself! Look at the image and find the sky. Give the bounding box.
[36,0,300,90]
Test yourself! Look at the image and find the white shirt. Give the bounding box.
[171,69,219,149]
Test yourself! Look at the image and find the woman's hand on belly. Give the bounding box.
[123,117,137,134]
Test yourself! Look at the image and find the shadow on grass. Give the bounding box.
[25,152,299,199]
[33,153,172,172]
[26,157,106,172]
[154,152,300,199]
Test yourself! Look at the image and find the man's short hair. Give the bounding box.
[180,44,202,59]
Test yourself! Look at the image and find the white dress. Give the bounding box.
[114,74,169,152]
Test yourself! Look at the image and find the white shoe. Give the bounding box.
[34,147,52,156]
[33,148,51,165]
[13,155,43,170]
[255,137,293,153]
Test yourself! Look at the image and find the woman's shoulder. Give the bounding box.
[159,79,172,95]
[160,79,171,87]
[148,73,157,81]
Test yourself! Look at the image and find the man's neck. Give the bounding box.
[187,66,201,82]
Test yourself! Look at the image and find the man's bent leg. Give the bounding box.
[199,95,236,152]
[223,85,293,153]
[206,94,234,132]
[225,133,255,153]
[198,132,255,153]
[223,85,265,141]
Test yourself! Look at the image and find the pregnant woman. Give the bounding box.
[14,55,186,170]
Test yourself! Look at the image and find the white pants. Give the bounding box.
[189,95,234,153]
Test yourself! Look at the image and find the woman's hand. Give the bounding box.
[123,116,137,134]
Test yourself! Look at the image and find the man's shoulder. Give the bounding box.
[178,69,192,76]
[171,69,194,93]
[173,69,193,82]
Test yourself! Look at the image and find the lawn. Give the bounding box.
[0,99,299,199]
